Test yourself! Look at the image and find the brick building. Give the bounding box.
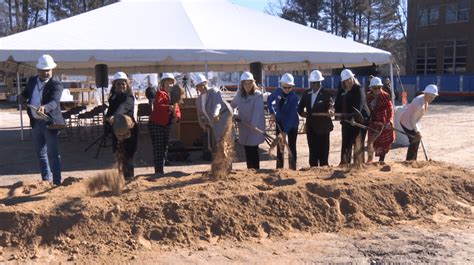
[407,0,474,74]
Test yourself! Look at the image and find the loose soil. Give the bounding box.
[0,161,473,263]
[0,101,473,263]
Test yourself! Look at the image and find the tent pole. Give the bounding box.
[307,63,311,89]
[390,59,395,106]
[17,72,24,141]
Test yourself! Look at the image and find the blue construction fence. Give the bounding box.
[265,74,474,93]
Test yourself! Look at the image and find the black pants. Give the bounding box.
[244,145,260,169]
[401,124,420,161]
[340,123,364,165]
[116,152,134,180]
[307,131,330,167]
[112,125,138,180]
[148,123,170,174]
[276,124,298,170]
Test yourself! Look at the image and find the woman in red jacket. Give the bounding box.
[148,73,181,177]
[366,77,394,163]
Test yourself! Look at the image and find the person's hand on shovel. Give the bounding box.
[269,113,276,123]
[212,114,220,123]
[413,132,422,142]
[36,105,46,116]
[106,116,115,125]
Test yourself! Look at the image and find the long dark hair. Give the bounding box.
[240,80,258,98]
[109,79,132,101]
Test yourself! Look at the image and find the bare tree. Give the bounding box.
[14,0,20,31]
[45,0,49,24]
[8,0,13,31]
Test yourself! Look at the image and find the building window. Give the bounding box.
[458,0,470,22]
[446,0,470,24]
[443,40,468,74]
[416,43,437,74]
[418,6,439,26]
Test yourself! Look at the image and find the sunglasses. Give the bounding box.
[282,86,293,90]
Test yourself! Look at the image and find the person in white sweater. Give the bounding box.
[400,84,438,160]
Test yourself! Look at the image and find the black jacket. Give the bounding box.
[105,92,135,119]
[105,92,138,155]
[297,88,334,134]
[335,83,369,123]
[21,76,65,128]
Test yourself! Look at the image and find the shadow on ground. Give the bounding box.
[0,124,274,176]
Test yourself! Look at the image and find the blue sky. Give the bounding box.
[231,0,280,13]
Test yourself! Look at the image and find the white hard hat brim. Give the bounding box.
[341,74,355,82]
[309,77,325,82]
[36,62,57,70]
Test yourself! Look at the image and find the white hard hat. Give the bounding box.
[240,71,254,82]
[423,84,439,96]
[340,69,355,82]
[36,54,57,70]
[279,73,295,86]
[309,70,324,82]
[194,74,208,86]
[113,72,128,81]
[369,77,383,88]
[161,73,175,81]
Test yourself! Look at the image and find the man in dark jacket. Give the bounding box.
[20,54,65,186]
[298,70,334,167]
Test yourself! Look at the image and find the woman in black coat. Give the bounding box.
[105,72,138,180]
[335,69,369,165]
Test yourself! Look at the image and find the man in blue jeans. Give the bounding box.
[21,55,65,186]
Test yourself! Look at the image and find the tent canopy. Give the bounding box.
[0,0,391,75]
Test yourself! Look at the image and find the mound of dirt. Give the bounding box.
[0,161,473,262]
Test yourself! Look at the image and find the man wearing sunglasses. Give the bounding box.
[267,73,299,170]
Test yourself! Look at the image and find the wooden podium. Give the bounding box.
[171,98,203,149]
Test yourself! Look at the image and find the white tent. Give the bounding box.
[0,0,392,75]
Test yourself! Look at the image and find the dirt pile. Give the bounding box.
[86,169,124,196]
[0,161,473,262]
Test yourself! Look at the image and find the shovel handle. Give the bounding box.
[237,119,274,141]
[420,138,429,161]
[342,118,379,134]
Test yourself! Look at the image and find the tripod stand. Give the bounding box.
[182,76,194,98]
[84,125,111,158]
[84,86,110,158]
